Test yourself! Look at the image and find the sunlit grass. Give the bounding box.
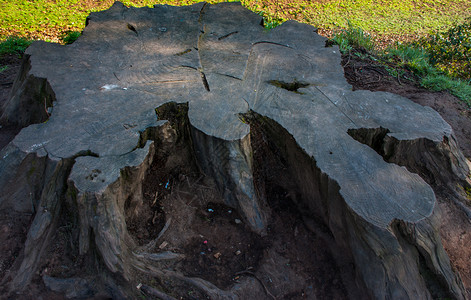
[1,0,470,104]
[1,0,470,43]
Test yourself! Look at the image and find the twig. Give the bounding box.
[152,191,159,206]
[193,183,214,190]
[353,64,360,82]
[342,51,352,68]
[396,68,402,85]
[198,189,204,205]
[363,66,385,76]
[189,174,204,188]
[169,179,176,196]
[176,190,194,196]
[187,195,198,207]
[363,74,382,85]
[235,271,276,300]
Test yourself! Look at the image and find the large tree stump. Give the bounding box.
[1,2,470,299]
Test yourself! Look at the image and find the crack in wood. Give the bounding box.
[123,123,138,130]
[127,23,138,36]
[180,65,198,71]
[198,2,208,23]
[113,72,121,81]
[218,31,238,41]
[268,80,309,94]
[196,15,209,92]
[139,80,192,85]
[175,48,192,56]
[199,70,210,92]
[216,73,242,81]
[253,41,293,48]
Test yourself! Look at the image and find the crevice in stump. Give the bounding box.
[268,79,310,94]
[347,127,390,158]
[244,111,367,299]
[0,55,56,128]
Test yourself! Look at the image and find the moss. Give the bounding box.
[465,185,471,200]
[120,168,131,181]
[66,186,78,199]
[27,159,37,178]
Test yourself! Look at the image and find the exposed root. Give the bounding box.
[139,284,177,300]
[138,217,172,252]
[235,270,276,300]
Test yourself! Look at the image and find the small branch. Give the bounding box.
[342,51,351,68]
[363,74,382,85]
[353,64,360,82]
[363,66,385,76]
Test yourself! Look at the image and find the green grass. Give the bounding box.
[332,22,375,53]
[422,75,471,105]
[61,31,81,45]
[0,0,470,43]
[332,22,471,105]
[243,0,471,41]
[0,65,7,73]
[419,17,471,80]
[384,44,435,76]
[0,0,470,104]
[0,0,92,42]
[0,36,32,56]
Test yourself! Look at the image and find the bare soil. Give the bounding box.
[1,50,470,298]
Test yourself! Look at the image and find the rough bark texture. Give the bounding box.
[0,2,470,299]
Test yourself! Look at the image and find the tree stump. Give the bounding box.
[0,2,470,299]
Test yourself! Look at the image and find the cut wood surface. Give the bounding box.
[0,2,469,299]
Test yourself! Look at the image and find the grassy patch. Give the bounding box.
[0,0,94,42]
[419,17,471,80]
[1,0,470,43]
[331,22,375,53]
[383,44,435,76]
[0,0,469,104]
[0,65,8,73]
[422,75,471,105]
[61,31,81,45]
[243,0,471,41]
[332,20,471,105]
[0,36,32,56]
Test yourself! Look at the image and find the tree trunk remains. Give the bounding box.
[1,2,470,299]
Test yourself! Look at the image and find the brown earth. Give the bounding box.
[0,49,470,298]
